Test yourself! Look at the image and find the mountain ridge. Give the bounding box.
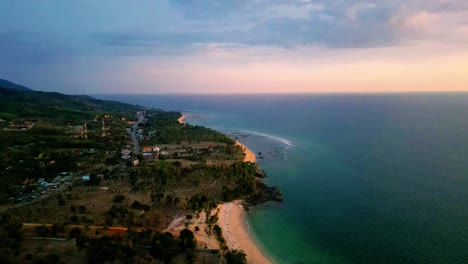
[0,85,143,120]
[0,78,34,91]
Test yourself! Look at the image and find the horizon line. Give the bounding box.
[88,91,468,96]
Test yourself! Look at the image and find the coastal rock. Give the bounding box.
[255,169,267,178]
[246,180,283,206]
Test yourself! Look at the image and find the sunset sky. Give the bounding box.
[1,0,468,94]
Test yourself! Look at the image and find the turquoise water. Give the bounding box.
[96,94,468,263]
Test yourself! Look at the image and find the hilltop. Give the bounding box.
[0,78,33,91]
[0,86,142,120]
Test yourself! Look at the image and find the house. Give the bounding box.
[142,147,153,153]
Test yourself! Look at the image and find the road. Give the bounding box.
[130,113,145,155]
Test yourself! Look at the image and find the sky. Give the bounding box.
[1,0,468,94]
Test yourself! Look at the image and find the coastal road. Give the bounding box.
[131,113,145,155]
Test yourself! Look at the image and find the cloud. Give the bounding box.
[2,0,468,54]
[264,3,323,19]
[393,11,439,34]
[166,0,468,48]
[1,0,468,93]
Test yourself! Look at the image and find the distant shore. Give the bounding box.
[177,115,186,124]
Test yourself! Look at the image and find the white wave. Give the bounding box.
[241,129,295,147]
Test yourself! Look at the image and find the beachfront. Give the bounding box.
[218,200,272,264]
[236,141,256,163]
[166,199,272,264]
[164,138,271,263]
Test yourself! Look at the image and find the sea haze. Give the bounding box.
[96,93,468,264]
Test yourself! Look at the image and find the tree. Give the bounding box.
[75,235,89,250]
[131,200,141,209]
[112,194,125,203]
[213,225,227,250]
[88,236,134,263]
[78,205,86,214]
[51,222,65,237]
[179,228,196,251]
[69,227,81,239]
[35,225,49,237]
[57,196,65,206]
[150,232,176,263]
[185,248,195,264]
[70,215,79,223]
[224,250,247,264]
[85,173,101,186]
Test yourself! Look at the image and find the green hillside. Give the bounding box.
[0,87,142,121]
[0,79,33,91]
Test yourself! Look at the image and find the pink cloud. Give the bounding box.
[391,10,439,35]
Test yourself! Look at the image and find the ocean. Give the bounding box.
[96,93,468,264]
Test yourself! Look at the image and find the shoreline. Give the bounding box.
[180,114,271,263]
[177,114,186,124]
[217,143,272,263]
[236,141,256,163]
[164,201,274,264]
[218,200,273,264]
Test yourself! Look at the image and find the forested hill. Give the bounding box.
[0,79,33,91]
[0,87,143,120]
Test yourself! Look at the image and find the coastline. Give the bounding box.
[179,114,271,263]
[236,141,256,163]
[168,201,274,264]
[218,200,273,264]
[220,143,273,263]
[177,114,186,124]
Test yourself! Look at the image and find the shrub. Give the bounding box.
[112,194,125,203]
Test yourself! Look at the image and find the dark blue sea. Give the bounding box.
[96,93,468,264]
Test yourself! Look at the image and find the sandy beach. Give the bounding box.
[164,202,273,264]
[218,200,273,264]
[177,115,186,124]
[236,141,256,163]
[162,142,270,263]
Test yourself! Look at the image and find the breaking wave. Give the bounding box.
[241,129,295,147]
